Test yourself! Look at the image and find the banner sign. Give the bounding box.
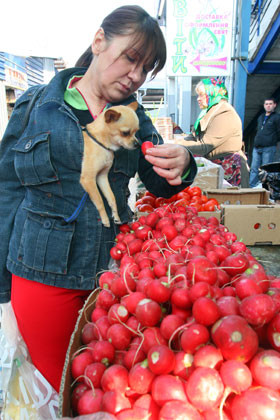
[166,0,235,76]
[4,53,28,90]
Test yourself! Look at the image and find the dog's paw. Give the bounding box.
[101,217,111,227]
[114,218,122,225]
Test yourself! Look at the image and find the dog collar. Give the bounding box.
[81,126,112,152]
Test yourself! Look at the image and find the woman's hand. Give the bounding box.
[144,144,190,185]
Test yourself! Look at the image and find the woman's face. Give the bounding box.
[90,30,152,103]
[196,85,208,109]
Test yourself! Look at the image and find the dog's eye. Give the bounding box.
[122,130,130,137]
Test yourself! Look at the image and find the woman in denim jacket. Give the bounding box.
[0,5,197,392]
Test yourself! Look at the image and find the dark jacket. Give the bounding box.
[0,67,197,303]
[254,112,280,148]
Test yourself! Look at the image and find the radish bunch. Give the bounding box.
[134,186,220,213]
[70,205,280,420]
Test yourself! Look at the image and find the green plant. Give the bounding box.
[145,97,164,124]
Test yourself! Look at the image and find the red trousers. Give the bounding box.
[11,275,91,392]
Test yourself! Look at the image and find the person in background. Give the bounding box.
[249,97,280,188]
[175,78,249,187]
[0,5,197,392]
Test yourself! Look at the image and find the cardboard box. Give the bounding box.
[58,289,100,418]
[199,210,221,222]
[205,188,270,205]
[192,158,224,190]
[221,204,280,245]
[155,117,174,141]
[192,166,223,190]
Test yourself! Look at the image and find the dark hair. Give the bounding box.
[264,97,277,103]
[75,47,93,69]
[75,5,166,79]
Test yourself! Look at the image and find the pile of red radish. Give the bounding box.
[134,186,220,213]
[70,204,280,420]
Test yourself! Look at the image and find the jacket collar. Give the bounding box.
[38,67,87,106]
[37,67,137,108]
[263,111,275,119]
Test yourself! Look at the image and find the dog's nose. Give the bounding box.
[133,136,140,147]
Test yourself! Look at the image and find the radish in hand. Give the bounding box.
[141,141,154,155]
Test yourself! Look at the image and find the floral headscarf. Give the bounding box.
[193,78,228,136]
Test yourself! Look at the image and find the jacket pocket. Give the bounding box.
[113,148,139,178]
[18,212,75,275]
[13,132,59,186]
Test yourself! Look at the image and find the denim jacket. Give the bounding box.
[0,68,197,302]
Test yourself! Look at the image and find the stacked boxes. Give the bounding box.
[154,117,174,141]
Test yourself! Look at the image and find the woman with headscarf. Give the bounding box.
[176,78,249,187]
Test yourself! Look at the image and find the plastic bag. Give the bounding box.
[259,162,280,202]
[193,157,225,189]
[0,302,59,419]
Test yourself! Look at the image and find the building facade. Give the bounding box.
[0,53,62,138]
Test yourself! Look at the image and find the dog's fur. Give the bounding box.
[80,102,139,227]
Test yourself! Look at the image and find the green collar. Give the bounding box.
[64,75,88,110]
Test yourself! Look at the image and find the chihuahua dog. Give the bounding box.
[80,101,139,227]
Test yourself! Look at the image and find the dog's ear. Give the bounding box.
[127,101,138,112]
[104,109,121,123]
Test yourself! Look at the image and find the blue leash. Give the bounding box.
[63,192,89,223]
